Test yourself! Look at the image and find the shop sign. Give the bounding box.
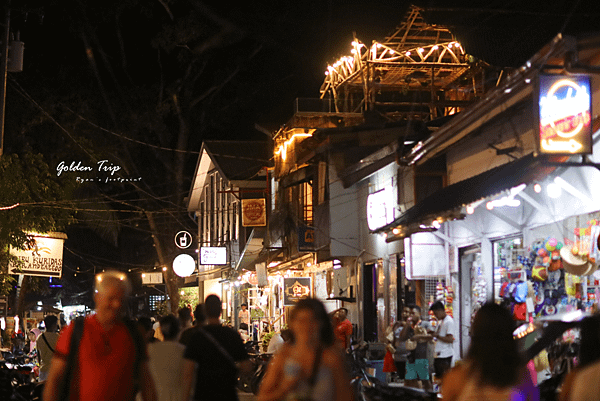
[200,246,227,265]
[367,187,397,231]
[241,198,267,227]
[174,231,193,249]
[9,235,65,278]
[142,272,163,285]
[283,277,311,306]
[537,74,592,154]
[298,225,315,251]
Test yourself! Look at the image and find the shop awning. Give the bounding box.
[375,153,558,236]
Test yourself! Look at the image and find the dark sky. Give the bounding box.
[10,0,600,133]
[6,0,600,303]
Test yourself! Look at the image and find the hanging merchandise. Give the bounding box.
[532,265,548,282]
[446,285,454,317]
[561,245,595,276]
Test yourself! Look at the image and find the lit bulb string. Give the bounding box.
[0,203,19,211]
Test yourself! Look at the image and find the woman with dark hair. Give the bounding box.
[442,302,539,401]
[258,298,352,401]
[146,314,186,401]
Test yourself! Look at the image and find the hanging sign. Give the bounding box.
[9,235,65,278]
[200,246,227,265]
[142,272,163,285]
[175,231,193,249]
[537,74,592,154]
[241,198,267,227]
[283,277,312,306]
[298,225,315,251]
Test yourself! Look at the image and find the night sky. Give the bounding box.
[5,0,600,305]
[9,1,600,134]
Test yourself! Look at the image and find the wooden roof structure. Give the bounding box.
[320,5,493,122]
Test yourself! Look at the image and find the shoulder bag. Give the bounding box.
[57,316,85,400]
[198,327,238,371]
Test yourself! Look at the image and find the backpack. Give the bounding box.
[58,317,145,399]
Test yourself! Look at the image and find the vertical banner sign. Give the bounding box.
[241,198,267,227]
[9,235,65,278]
[283,277,312,306]
[298,225,315,251]
[537,74,592,154]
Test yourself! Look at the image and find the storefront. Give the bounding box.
[375,33,600,363]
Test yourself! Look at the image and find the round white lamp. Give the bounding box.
[173,254,195,277]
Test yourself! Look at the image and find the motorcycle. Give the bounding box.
[0,351,42,401]
[348,341,437,401]
[237,350,273,394]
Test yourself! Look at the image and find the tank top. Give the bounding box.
[282,357,335,401]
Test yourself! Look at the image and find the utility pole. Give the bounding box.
[0,0,11,158]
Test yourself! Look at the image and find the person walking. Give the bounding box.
[429,301,455,381]
[138,316,159,343]
[181,294,252,401]
[42,271,157,401]
[36,315,59,381]
[147,314,186,401]
[179,303,205,347]
[178,307,193,333]
[257,298,352,401]
[442,302,539,401]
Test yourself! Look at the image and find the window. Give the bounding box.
[300,181,313,224]
[149,295,165,311]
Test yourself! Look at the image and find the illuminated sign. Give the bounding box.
[367,187,397,231]
[142,272,163,285]
[9,235,65,278]
[200,246,227,265]
[283,277,311,306]
[537,74,592,154]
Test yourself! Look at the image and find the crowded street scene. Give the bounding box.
[2,1,600,400]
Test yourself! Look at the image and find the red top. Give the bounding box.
[334,319,353,348]
[55,315,138,401]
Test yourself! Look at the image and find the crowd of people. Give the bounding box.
[35,271,356,401]
[17,269,600,401]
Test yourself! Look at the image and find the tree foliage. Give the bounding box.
[0,152,72,295]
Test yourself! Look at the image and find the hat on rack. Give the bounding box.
[560,245,596,276]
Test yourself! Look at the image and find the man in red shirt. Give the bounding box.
[334,307,353,350]
[43,271,157,401]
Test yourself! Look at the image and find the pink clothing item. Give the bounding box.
[30,328,42,352]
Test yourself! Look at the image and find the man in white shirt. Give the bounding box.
[429,301,455,380]
[238,303,250,330]
[37,315,60,381]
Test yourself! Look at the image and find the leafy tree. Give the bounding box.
[0,152,72,302]
[7,0,310,312]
